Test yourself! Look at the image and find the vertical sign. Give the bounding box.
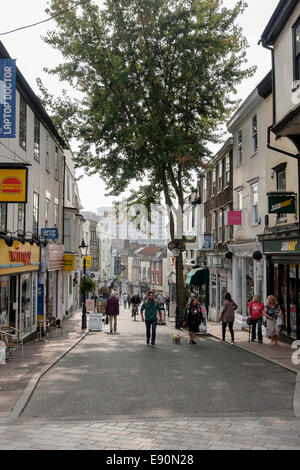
[37,283,44,321]
[0,59,16,138]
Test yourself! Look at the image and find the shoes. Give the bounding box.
[110,330,113,334]
[231,340,235,343]
[151,344,156,348]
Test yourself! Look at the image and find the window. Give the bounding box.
[237,129,243,165]
[45,198,50,228]
[69,275,72,295]
[17,204,25,232]
[251,115,258,154]
[55,146,59,180]
[294,20,300,81]
[46,133,50,172]
[19,96,27,149]
[211,212,216,237]
[54,203,59,227]
[276,166,287,223]
[33,116,40,161]
[0,204,7,232]
[212,168,216,194]
[33,192,39,235]
[251,183,259,225]
[225,155,230,185]
[225,206,232,240]
[237,190,243,210]
[192,205,195,229]
[67,175,71,201]
[202,176,207,202]
[218,160,223,192]
[218,211,223,242]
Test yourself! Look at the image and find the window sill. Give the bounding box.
[250,151,258,158]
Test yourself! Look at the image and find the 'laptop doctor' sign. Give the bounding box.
[0,59,16,138]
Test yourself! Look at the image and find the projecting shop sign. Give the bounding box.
[0,59,16,138]
[268,193,296,214]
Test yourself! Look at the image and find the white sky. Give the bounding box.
[0,0,280,212]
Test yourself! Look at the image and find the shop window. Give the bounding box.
[0,276,9,326]
[211,276,217,307]
[20,273,32,334]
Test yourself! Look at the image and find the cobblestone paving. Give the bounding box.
[0,417,300,449]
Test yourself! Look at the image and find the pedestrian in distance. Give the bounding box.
[140,291,162,348]
[264,295,284,346]
[106,292,119,334]
[220,292,238,343]
[123,292,127,309]
[131,293,141,320]
[182,297,204,345]
[247,295,265,343]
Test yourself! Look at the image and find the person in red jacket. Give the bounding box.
[247,295,265,343]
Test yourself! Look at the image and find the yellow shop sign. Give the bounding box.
[0,239,40,274]
[63,253,75,271]
[0,167,28,203]
[82,256,92,268]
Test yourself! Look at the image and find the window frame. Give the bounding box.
[33,115,40,162]
[17,203,26,233]
[218,160,223,192]
[251,114,258,155]
[237,129,243,165]
[251,183,259,225]
[33,192,39,236]
[19,95,27,150]
[293,17,300,81]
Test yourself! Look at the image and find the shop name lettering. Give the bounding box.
[1,66,14,136]
[281,241,298,252]
[271,199,293,212]
[10,250,32,265]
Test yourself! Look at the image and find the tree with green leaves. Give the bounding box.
[41,0,255,322]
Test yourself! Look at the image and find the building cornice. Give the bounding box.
[227,89,262,133]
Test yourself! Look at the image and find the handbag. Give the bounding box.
[276,316,283,327]
[219,312,224,322]
[246,317,252,326]
[105,315,109,325]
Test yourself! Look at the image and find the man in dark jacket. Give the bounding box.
[106,292,119,333]
[140,291,162,348]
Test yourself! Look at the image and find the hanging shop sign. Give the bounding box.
[0,166,28,203]
[198,235,214,251]
[268,193,296,214]
[0,239,40,274]
[264,239,300,254]
[63,253,75,271]
[82,256,92,269]
[41,228,59,239]
[0,58,16,138]
[225,211,242,226]
[48,244,64,271]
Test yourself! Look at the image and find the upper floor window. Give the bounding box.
[202,176,207,202]
[55,146,59,180]
[276,165,287,223]
[251,183,259,225]
[46,133,50,172]
[225,155,230,185]
[19,96,27,149]
[45,198,50,228]
[33,116,40,161]
[212,168,216,194]
[17,203,25,233]
[33,192,39,235]
[218,160,223,192]
[237,129,243,165]
[0,204,7,233]
[237,190,243,210]
[251,115,258,154]
[218,211,223,242]
[293,19,300,81]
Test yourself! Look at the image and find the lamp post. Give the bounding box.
[168,240,183,329]
[79,238,88,329]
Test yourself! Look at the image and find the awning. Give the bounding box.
[185,268,209,287]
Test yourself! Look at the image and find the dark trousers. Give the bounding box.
[251,317,263,342]
[145,318,157,345]
[222,321,234,341]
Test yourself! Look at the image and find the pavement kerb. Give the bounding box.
[5,331,89,425]
[167,317,300,417]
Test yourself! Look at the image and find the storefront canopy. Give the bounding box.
[185,268,209,287]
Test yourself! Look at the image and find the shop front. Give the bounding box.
[185,266,209,313]
[263,237,300,339]
[228,242,266,330]
[206,255,232,322]
[0,239,40,338]
[39,244,64,324]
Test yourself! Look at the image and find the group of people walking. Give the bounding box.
[105,289,284,348]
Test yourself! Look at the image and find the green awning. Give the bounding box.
[185,268,209,287]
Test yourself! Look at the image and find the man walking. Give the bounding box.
[140,291,162,348]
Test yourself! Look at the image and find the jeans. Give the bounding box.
[222,321,234,341]
[251,317,263,342]
[145,318,157,345]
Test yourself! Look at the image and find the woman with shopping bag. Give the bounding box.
[264,295,284,346]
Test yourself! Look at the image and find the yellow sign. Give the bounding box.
[0,239,40,274]
[0,167,28,203]
[82,256,92,268]
[64,253,75,271]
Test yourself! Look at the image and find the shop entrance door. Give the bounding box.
[9,276,18,329]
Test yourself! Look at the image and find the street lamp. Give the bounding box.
[79,239,89,329]
[168,240,183,329]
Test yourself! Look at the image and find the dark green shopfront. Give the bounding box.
[264,237,300,339]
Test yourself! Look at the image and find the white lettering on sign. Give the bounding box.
[281,241,298,252]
